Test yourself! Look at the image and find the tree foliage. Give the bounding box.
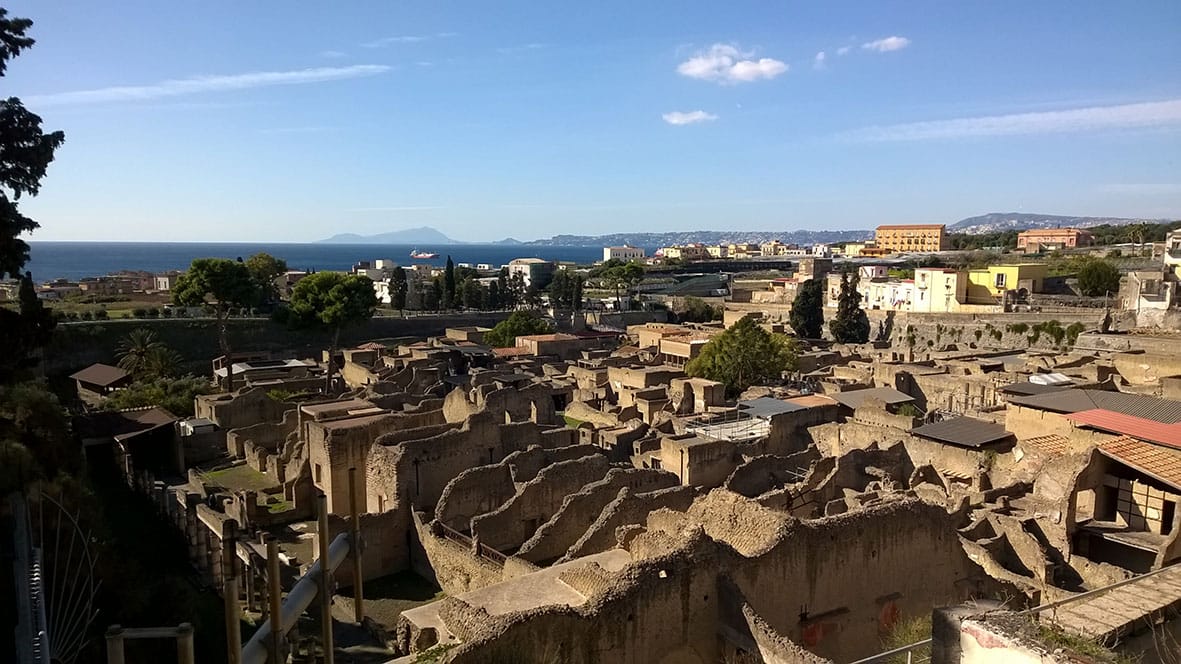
[1076,258,1121,297]
[443,256,456,309]
[289,272,377,390]
[789,278,824,338]
[829,270,870,343]
[685,317,798,396]
[244,252,287,303]
[484,311,554,348]
[116,328,184,380]
[0,12,63,379]
[389,265,408,311]
[173,258,258,389]
[289,272,377,332]
[549,269,585,310]
[102,375,214,418]
[0,9,65,280]
[677,296,720,323]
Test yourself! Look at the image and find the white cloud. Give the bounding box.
[843,99,1181,142]
[662,110,718,125]
[836,46,851,56]
[862,36,911,53]
[813,51,827,69]
[26,65,391,107]
[362,32,457,48]
[676,44,787,84]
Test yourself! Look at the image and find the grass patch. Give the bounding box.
[201,464,277,491]
[415,643,456,663]
[881,615,930,664]
[562,414,585,429]
[1036,621,1135,663]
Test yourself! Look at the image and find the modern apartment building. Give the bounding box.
[602,245,645,262]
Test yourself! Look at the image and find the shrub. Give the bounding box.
[161,307,172,318]
[146,307,159,318]
[94,308,109,320]
[79,311,93,321]
[131,307,147,318]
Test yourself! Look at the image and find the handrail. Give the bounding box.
[850,562,1181,664]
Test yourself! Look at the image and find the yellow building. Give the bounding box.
[874,224,949,253]
[966,264,1047,303]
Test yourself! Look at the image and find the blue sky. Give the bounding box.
[7,1,1181,242]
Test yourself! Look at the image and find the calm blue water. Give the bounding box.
[24,242,638,281]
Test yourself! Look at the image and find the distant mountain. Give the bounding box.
[319,226,458,244]
[515,229,873,248]
[950,213,1168,234]
[493,237,525,245]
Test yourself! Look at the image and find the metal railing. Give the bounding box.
[850,562,1181,664]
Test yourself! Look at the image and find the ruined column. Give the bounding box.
[317,492,335,664]
[223,521,242,664]
[176,622,195,664]
[266,535,284,664]
[348,466,364,625]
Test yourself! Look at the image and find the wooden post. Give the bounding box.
[266,536,283,664]
[176,622,195,664]
[105,625,125,664]
[318,492,335,664]
[223,522,242,664]
[348,466,364,625]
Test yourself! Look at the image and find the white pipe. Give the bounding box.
[240,533,351,664]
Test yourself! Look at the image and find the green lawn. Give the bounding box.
[201,464,277,492]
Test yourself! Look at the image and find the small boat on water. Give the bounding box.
[409,249,438,259]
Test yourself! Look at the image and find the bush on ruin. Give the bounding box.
[686,317,798,397]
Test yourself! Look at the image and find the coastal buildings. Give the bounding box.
[1017,227,1094,253]
[507,257,557,289]
[874,223,950,253]
[602,245,645,262]
[659,244,710,261]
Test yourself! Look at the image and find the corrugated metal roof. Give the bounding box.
[1000,382,1071,397]
[911,416,1014,449]
[738,397,805,419]
[830,387,915,410]
[1065,409,1181,449]
[1008,389,1181,424]
[1100,436,1181,490]
[68,363,130,387]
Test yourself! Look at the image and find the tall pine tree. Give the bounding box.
[789,278,824,339]
[828,270,870,343]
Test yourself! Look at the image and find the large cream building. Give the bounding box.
[874,224,950,253]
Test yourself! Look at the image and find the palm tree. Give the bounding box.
[1124,222,1150,256]
[116,328,163,377]
[142,346,184,379]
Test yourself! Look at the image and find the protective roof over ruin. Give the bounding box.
[1065,409,1181,449]
[68,363,130,387]
[1099,435,1181,489]
[911,416,1013,449]
[1008,389,1181,423]
[737,397,806,419]
[999,381,1071,396]
[829,386,915,410]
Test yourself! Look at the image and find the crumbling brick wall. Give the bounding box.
[435,463,516,533]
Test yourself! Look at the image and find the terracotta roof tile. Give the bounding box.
[1065,409,1181,449]
[1022,434,1071,455]
[1099,436,1181,490]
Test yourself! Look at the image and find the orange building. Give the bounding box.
[874,224,949,253]
[1016,228,1093,253]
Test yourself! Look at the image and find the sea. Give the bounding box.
[23,242,649,282]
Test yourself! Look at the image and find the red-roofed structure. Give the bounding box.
[1065,409,1181,449]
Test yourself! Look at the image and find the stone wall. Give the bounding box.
[470,455,612,552]
[725,449,822,498]
[434,463,517,533]
[516,468,679,564]
[560,485,698,562]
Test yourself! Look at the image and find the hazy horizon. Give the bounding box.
[7,1,1181,243]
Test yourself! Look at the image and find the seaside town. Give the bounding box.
[4,3,1181,664]
[10,216,1181,664]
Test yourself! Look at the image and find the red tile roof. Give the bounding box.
[1099,436,1181,489]
[1065,409,1181,450]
